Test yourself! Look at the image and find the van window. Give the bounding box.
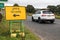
[43,11,52,14]
[37,11,41,14]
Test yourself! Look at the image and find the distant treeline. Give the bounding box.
[26,4,60,15]
[47,5,60,15]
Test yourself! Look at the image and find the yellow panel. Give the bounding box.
[5,6,26,20]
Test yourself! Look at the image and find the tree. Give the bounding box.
[13,3,19,6]
[26,5,35,13]
[56,5,60,15]
[47,5,57,13]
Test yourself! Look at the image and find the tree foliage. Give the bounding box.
[56,5,60,14]
[47,5,57,13]
[26,5,35,13]
[13,3,19,6]
[47,5,60,15]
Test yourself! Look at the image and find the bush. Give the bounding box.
[0,13,3,22]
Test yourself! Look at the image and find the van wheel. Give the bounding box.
[50,20,54,23]
[32,17,35,21]
[38,17,41,23]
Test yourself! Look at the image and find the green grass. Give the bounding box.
[56,15,60,19]
[27,13,33,16]
[25,28,40,40]
[0,15,40,40]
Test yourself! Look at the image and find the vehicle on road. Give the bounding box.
[32,10,55,23]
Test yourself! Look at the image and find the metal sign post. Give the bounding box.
[9,20,25,38]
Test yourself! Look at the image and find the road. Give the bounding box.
[24,16,60,40]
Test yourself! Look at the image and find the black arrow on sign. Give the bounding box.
[13,14,20,17]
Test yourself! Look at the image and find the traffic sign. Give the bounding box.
[5,6,26,20]
[0,3,4,8]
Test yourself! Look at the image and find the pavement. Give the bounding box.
[24,16,60,40]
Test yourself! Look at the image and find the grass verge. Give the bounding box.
[56,15,60,19]
[0,15,41,40]
[27,13,33,16]
[25,28,40,40]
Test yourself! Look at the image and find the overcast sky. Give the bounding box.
[4,0,60,8]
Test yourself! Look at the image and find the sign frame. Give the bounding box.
[5,6,27,20]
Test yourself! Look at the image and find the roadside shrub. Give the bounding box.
[0,13,3,22]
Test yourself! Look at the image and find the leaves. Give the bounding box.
[26,5,35,13]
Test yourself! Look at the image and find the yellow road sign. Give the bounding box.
[5,6,26,20]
